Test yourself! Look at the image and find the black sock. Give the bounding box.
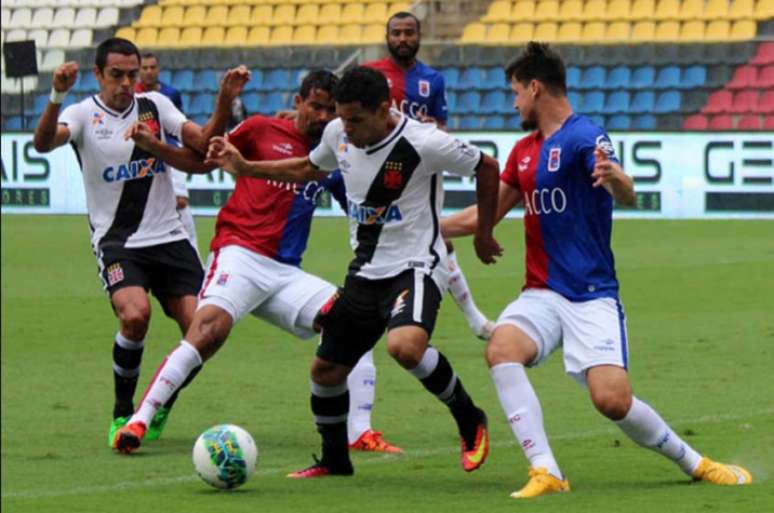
[163,364,202,410]
[310,383,353,474]
[112,334,144,419]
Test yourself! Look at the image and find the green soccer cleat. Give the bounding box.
[108,416,129,448]
[145,406,171,441]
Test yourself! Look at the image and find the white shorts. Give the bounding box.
[496,288,629,384]
[198,245,336,339]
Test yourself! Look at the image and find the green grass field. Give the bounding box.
[2,215,773,513]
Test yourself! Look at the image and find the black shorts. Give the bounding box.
[314,269,442,367]
[98,239,203,301]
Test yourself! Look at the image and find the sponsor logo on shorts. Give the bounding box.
[106,263,124,286]
[216,272,229,286]
[391,289,409,318]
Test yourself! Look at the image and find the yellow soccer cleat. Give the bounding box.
[510,467,570,499]
[692,457,752,485]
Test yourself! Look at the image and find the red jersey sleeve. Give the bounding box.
[226,115,267,160]
[500,142,522,191]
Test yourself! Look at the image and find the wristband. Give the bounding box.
[50,88,68,105]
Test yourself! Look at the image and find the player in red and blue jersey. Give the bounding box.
[114,70,402,455]
[442,42,752,498]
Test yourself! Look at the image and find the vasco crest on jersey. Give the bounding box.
[138,111,161,137]
[383,161,403,190]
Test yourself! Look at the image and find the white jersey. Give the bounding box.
[309,113,482,284]
[59,92,188,251]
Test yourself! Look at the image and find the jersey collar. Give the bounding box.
[92,95,136,119]
[365,110,407,155]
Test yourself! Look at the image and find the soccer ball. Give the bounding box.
[192,424,258,490]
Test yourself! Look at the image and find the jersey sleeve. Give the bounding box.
[421,127,482,177]
[171,169,189,198]
[308,122,339,172]
[430,74,448,123]
[153,92,188,140]
[500,143,522,190]
[170,90,184,113]
[226,115,264,158]
[578,124,620,177]
[322,170,348,211]
[58,102,84,145]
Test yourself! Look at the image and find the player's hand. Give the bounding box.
[176,196,189,210]
[124,121,158,152]
[205,136,246,175]
[473,233,503,265]
[53,61,79,92]
[275,110,298,120]
[219,66,251,101]
[417,113,438,125]
[591,146,622,188]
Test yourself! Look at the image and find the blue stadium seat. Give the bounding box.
[605,91,631,114]
[244,69,264,92]
[242,92,262,114]
[630,91,656,113]
[5,116,23,130]
[261,92,285,115]
[682,66,707,89]
[173,70,195,92]
[568,91,583,111]
[483,67,506,90]
[566,66,582,90]
[506,115,522,130]
[290,68,306,90]
[33,94,49,115]
[448,116,461,130]
[192,114,209,126]
[196,70,220,93]
[606,66,631,90]
[74,72,98,93]
[654,90,680,113]
[580,66,606,90]
[189,93,214,116]
[181,93,191,113]
[607,115,631,130]
[654,66,681,90]
[459,115,482,130]
[446,91,457,112]
[631,66,655,90]
[458,67,484,90]
[633,114,657,130]
[589,115,605,127]
[265,69,292,92]
[480,90,506,114]
[482,116,505,130]
[441,68,460,90]
[582,91,605,114]
[457,91,481,115]
[159,70,172,85]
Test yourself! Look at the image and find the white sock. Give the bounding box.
[347,350,376,443]
[131,340,202,427]
[616,397,702,475]
[446,251,488,333]
[490,362,563,479]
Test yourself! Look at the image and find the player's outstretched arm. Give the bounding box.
[124,122,215,174]
[472,154,504,264]
[592,147,636,206]
[205,136,324,183]
[442,181,521,238]
[33,62,78,153]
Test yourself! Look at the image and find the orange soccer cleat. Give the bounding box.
[349,430,404,454]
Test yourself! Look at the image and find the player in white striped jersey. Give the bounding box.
[206,66,502,478]
[32,38,248,447]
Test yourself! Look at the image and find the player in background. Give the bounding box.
[441,42,752,499]
[114,70,401,455]
[32,38,248,447]
[136,52,198,251]
[205,67,501,478]
[364,11,494,343]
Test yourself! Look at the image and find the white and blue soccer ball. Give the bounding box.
[192,424,258,490]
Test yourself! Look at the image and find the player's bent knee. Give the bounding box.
[311,357,348,387]
[115,301,151,339]
[589,386,632,421]
[485,326,537,367]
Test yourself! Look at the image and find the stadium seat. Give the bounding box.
[655,21,679,41]
[460,23,486,43]
[630,0,655,20]
[27,29,48,49]
[702,0,728,19]
[605,91,631,113]
[70,29,92,48]
[754,66,774,88]
[442,68,460,89]
[764,116,774,130]
[482,116,505,129]
[173,70,195,92]
[96,7,120,28]
[135,6,161,28]
[364,3,388,23]
[242,92,261,114]
[295,4,319,25]
[730,90,758,113]
[511,22,534,42]
[482,0,511,22]
[269,25,294,46]
[655,66,681,89]
[702,89,733,113]
[633,114,657,129]
[534,0,559,21]
[184,6,207,27]
[561,0,584,22]
[31,7,54,28]
[247,26,270,46]
[755,0,774,19]
[534,22,558,40]
[759,90,774,114]
[39,49,65,72]
[179,27,201,47]
[729,20,756,41]
[708,114,733,129]
[682,65,707,88]
[737,115,761,130]
[568,90,583,111]
[630,90,656,113]
[606,22,630,41]
[74,7,96,29]
[341,3,364,24]
[680,20,704,41]
[317,24,340,43]
[606,66,631,89]
[481,90,507,114]
[457,91,481,114]
[318,4,342,25]
[751,42,774,65]
[630,66,655,89]
[729,0,754,19]
[654,0,679,20]
[221,26,246,46]
[446,91,457,112]
[339,24,363,45]
[488,23,511,44]
[270,4,295,26]
[195,70,220,92]
[566,66,581,89]
[292,25,316,45]
[506,114,522,129]
[630,21,656,41]
[582,22,606,42]
[115,27,134,42]
[654,90,680,113]
[484,67,506,89]
[511,1,536,20]
[135,27,158,47]
[580,66,606,90]
[5,116,23,131]
[251,5,273,25]
[582,91,605,113]
[459,115,482,130]
[459,67,484,90]
[683,114,709,129]
[607,114,631,130]
[263,92,287,115]
[159,6,182,27]
[156,27,180,47]
[705,20,730,41]
[265,68,291,91]
[727,65,757,89]
[680,0,704,19]
[188,93,213,116]
[10,7,32,29]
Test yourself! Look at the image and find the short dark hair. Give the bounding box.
[334,66,390,111]
[387,11,420,33]
[298,69,339,99]
[95,38,141,72]
[140,52,158,62]
[504,42,567,96]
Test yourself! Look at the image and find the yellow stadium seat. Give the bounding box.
[629,0,654,20]
[293,25,316,45]
[251,6,273,26]
[136,27,158,46]
[482,0,512,22]
[318,5,342,24]
[655,20,679,40]
[680,20,704,41]
[605,0,631,20]
[653,0,679,20]
[340,24,363,44]
[247,26,270,45]
[183,6,206,27]
[704,19,730,39]
[115,27,135,42]
[341,4,365,24]
[362,23,384,43]
[702,0,728,20]
[679,0,703,19]
[160,6,184,27]
[560,0,583,21]
[534,1,559,21]
[755,0,774,19]
[534,21,558,39]
[156,27,180,47]
[729,19,756,39]
[364,3,388,23]
[295,4,319,25]
[389,3,412,15]
[729,0,754,19]
[226,5,250,26]
[583,21,606,41]
[487,23,511,43]
[202,26,225,46]
[460,22,487,43]
[630,20,655,40]
[180,26,202,46]
[208,6,228,26]
[135,6,162,28]
[223,26,247,46]
[582,0,607,21]
[605,21,629,40]
[269,25,294,45]
[510,1,536,20]
[272,5,296,26]
[557,21,582,42]
[317,25,340,43]
[511,22,534,42]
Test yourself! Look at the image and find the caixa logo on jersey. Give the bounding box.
[348,199,403,225]
[102,157,166,183]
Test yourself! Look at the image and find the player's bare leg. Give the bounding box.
[444,240,494,340]
[486,324,569,498]
[589,365,752,485]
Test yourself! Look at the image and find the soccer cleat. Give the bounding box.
[476,320,496,341]
[145,406,170,441]
[349,430,404,454]
[112,421,147,454]
[460,409,489,472]
[287,455,353,479]
[108,416,129,448]
[510,467,571,499]
[692,457,752,485]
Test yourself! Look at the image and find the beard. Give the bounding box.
[305,121,326,140]
[388,41,419,64]
[520,111,538,131]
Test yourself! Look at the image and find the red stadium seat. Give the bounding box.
[750,42,774,65]
[727,65,757,89]
[730,90,758,113]
[736,115,762,129]
[763,116,774,129]
[754,65,774,88]
[683,114,709,130]
[759,90,774,114]
[702,89,733,114]
[708,114,733,130]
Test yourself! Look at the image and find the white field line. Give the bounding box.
[4,407,773,501]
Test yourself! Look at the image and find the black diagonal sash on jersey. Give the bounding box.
[100,97,162,250]
[348,136,421,276]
